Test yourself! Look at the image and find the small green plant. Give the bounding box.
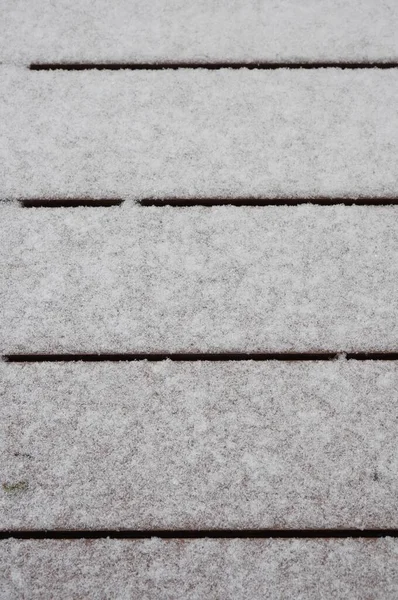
[2,481,28,493]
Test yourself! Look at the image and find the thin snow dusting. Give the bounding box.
[1,204,397,353]
[1,67,398,199]
[1,360,397,529]
[1,539,398,599]
[0,0,397,64]
[1,0,398,593]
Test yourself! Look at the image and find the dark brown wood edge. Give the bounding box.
[139,198,398,206]
[1,529,397,539]
[30,62,398,71]
[4,353,398,362]
[17,198,398,208]
[20,198,123,207]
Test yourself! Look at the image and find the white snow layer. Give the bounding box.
[1,360,397,529]
[1,67,398,199]
[1,204,397,354]
[1,0,398,64]
[1,539,398,599]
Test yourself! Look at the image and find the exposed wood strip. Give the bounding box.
[139,198,398,207]
[1,529,398,539]
[20,198,123,208]
[4,352,398,362]
[29,62,398,70]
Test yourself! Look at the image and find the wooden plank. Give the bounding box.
[1,67,398,199]
[1,205,398,354]
[1,539,397,599]
[1,360,397,529]
[1,0,397,64]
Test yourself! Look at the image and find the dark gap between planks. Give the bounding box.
[30,62,398,71]
[139,198,398,207]
[18,198,398,208]
[20,199,123,208]
[4,353,398,362]
[1,529,398,540]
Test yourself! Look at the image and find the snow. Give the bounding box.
[1,204,398,354]
[1,360,397,529]
[2,1,398,592]
[1,538,398,599]
[1,66,398,200]
[1,0,398,65]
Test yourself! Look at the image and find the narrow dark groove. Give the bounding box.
[4,352,398,363]
[346,352,398,360]
[20,199,123,208]
[140,198,398,207]
[1,529,397,540]
[17,198,398,208]
[4,353,338,362]
[30,62,398,71]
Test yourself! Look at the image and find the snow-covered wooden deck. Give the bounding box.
[1,1,398,598]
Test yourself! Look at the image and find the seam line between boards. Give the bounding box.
[16,198,398,208]
[29,62,398,71]
[3,353,398,362]
[1,529,398,540]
